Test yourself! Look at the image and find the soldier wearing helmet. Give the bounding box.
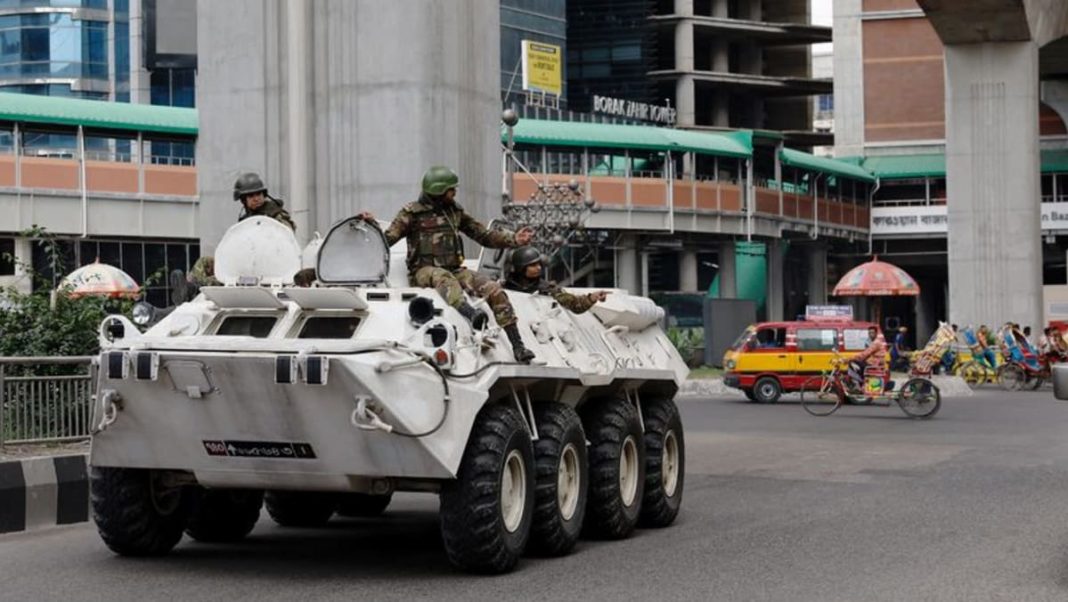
[506,246,608,313]
[357,166,537,363]
[232,172,295,230]
[177,172,295,300]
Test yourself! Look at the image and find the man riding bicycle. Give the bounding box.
[848,326,887,390]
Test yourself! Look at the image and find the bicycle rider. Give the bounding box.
[848,326,887,390]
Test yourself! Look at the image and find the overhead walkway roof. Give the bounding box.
[780,148,876,183]
[854,150,1068,179]
[0,92,197,135]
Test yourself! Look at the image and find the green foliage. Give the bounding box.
[0,226,133,366]
[667,326,705,368]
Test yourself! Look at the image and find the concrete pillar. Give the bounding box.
[127,0,152,104]
[196,0,500,253]
[718,241,737,298]
[615,234,640,294]
[765,238,784,321]
[945,41,1041,329]
[831,0,864,157]
[805,243,828,305]
[679,248,699,292]
[711,0,728,18]
[676,76,696,128]
[674,1,695,128]
[915,290,933,348]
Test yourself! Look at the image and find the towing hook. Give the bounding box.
[92,389,122,434]
[351,396,394,433]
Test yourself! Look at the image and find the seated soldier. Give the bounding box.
[504,246,607,313]
[848,326,886,390]
[357,166,536,363]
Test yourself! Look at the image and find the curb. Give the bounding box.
[0,454,89,535]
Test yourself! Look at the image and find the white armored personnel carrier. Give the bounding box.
[89,216,688,573]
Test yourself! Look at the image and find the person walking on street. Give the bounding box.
[357,166,537,363]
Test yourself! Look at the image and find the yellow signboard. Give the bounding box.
[521,40,562,96]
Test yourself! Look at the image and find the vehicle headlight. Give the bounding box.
[132,302,154,326]
[726,359,736,370]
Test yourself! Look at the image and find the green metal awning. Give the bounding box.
[779,147,876,183]
[0,92,197,135]
[503,119,753,158]
[858,150,1068,179]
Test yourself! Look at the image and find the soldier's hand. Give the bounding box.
[356,211,375,222]
[590,290,609,303]
[515,227,534,246]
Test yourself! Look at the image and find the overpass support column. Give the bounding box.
[718,241,737,298]
[806,243,828,305]
[616,234,640,294]
[679,247,699,292]
[945,42,1041,328]
[674,0,695,128]
[765,238,784,321]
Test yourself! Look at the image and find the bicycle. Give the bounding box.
[801,350,941,419]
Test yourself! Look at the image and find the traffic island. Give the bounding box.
[0,454,89,535]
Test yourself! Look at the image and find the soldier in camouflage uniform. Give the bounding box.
[358,166,537,363]
[176,173,296,302]
[505,246,608,313]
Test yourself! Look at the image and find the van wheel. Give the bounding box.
[752,377,782,403]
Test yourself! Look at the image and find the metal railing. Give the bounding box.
[0,356,96,447]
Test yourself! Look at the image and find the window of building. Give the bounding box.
[0,237,14,276]
[22,129,76,158]
[150,67,196,108]
[818,95,834,113]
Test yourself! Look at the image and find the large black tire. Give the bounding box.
[581,397,645,540]
[440,404,534,574]
[528,403,588,557]
[264,491,337,527]
[90,467,192,556]
[336,493,392,518]
[639,397,685,528]
[743,389,757,402]
[185,488,263,542]
[752,376,782,403]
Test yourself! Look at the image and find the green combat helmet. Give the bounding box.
[233,172,268,201]
[421,166,459,197]
[511,245,543,275]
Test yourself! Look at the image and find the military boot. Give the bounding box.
[504,323,536,364]
[457,302,489,331]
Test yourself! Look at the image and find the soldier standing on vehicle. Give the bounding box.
[175,173,296,301]
[504,245,607,313]
[357,166,537,363]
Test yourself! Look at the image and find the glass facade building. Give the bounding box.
[0,0,125,100]
[500,0,566,107]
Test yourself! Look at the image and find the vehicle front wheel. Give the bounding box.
[90,467,192,556]
[264,491,337,527]
[752,376,782,404]
[440,404,534,574]
[997,364,1024,391]
[186,488,263,542]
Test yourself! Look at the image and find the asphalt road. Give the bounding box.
[5,388,1068,602]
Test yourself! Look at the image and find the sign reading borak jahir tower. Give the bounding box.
[593,95,677,126]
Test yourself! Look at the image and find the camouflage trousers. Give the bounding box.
[411,266,516,328]
[189,255,221,287]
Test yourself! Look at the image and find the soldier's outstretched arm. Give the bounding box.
[459,211,534,248]
[376,207,411,247]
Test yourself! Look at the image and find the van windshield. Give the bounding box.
[730,327,754,350]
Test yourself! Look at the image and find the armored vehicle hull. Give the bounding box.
[89,217,688,573]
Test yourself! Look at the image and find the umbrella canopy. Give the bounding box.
[58,261,141,299]
[833,256,919,297]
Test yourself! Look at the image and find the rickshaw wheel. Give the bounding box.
[800,376,844,417]
[957,361,985,388]
[997,364,1024,391]
[1027,376,1044,391]
[897,378,941,419]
